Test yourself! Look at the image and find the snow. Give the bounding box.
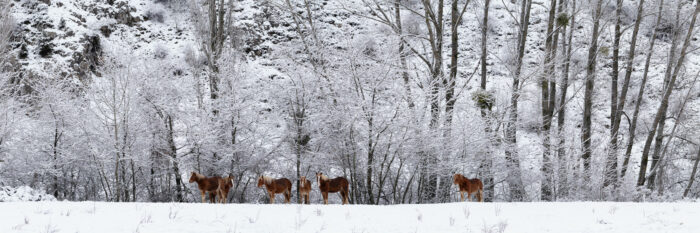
[0,186,57,202]
[0,202,698,233]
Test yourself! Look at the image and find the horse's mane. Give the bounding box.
[319,174,329,181]
[193,172,205,180]
[261,175,273,184]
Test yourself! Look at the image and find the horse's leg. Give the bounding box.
[342,191,349,204]
[200,190,206,203]
[322,192,328,205]
[284,190,290,204]
[478,189,483,202]
[460,191,464,202]
[209,192,216,203]
[221,189,226,203]
[269,192,275,204]
[467,192,472,202]
[304,193,309,204]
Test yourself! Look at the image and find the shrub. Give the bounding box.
[145,9,165,23]
[154,44,168,59]
[471,89,495,111]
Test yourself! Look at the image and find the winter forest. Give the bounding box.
[1,0,699,205]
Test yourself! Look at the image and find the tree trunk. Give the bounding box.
[556,0,574,199]
[445,0,459,134]
[395,0,415,109]
[582,0,604,190]
[419,0,444,203]
[540,0,559,201]
[367,116,375,204]
[478,0,495,202]
[604,0,624,191]
[655,77,695,195]
[504,0,532,201]
[437,0,465,203]
[166,115,183,202]
[296,148,301,203]
[684,148,700,198]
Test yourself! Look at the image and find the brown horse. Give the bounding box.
[217,175,234,203]
[453,174,483,202]
[189,172,221,203]
[316,172,349,204]
[257,176,292,204]
[299,176,312,204]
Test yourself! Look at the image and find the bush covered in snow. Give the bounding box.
[0,186,57,202]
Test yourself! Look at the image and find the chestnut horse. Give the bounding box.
[257,176,292,204]
[217,175,234,203]
[453,174,483,202]
[316,172,349,204]
[189,172,221,203]
[299,176,312,204]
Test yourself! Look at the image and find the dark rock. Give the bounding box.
[18,44,28,59]
[38,43,53,58]
[100,25,112,37]
[70,35,102,82]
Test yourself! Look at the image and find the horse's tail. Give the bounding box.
[477,180,484,202]
[342,180,349,204]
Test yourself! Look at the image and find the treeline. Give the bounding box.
[0,0,699,204]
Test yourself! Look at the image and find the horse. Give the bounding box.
[299,176,312,204]
[453,174,483,202]
[316,172,349,204]
[189,172,222,203]
[257,176,292,204]
[217,175,234,203]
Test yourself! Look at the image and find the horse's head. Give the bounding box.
[189,172,198,183]
[300,176,307,184]
[223,175,234,187]
[257,176,264,187]
[453,174,462,184]
[315,172,323,184]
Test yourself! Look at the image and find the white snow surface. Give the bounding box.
[1,202,698,233]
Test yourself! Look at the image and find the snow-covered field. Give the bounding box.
[1,202,697,233]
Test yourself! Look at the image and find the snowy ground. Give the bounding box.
[1,202,697,233]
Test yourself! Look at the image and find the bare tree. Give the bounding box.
[582,0,604,190]
[504,0,533,201]
[621,0,665,180]
[419,0,445,203]
[609,0,648,190]
[556,0,575,199]
[190,0,234,114]
[440,0,472,202]
[539,0,561,201]
[684,148,700,198]
[477,0,495,202]
[638,1,700,188]
[603,0,624,191]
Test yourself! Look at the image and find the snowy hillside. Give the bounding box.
[9,0,197,83]
[2,202,699,233]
